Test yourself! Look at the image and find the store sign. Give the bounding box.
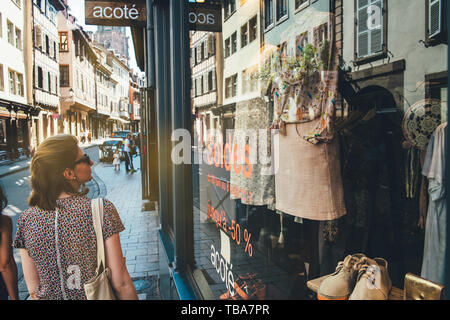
[85,0,147,27]
[189,2,222,32]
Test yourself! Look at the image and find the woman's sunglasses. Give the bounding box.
[73,154,91,166]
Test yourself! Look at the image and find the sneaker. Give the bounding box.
[349,257,392,300]
[317,253,366,300]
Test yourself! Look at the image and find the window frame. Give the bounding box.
[264,0,275,32]
[7,20,14,46]
[353,0,388,66]
[276,0,289,25]
[425,0,447,46]
[59,31,69,52]
[0,64,4,91]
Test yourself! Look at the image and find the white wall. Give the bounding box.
[0,1,27,106]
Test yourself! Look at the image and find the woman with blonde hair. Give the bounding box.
[14,134,137,300]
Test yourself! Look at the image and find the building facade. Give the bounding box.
[58,12,97,142]
[0,0,34,161]
[108,51,130,131]
[32,0,66,148]
[92,41,114,139]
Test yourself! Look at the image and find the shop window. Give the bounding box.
[355,0,387,64]
[264,0,274,29]
[59,31,68,52]
[276,0,288,22]
[425,0,447,46]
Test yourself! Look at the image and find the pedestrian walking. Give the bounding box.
[13,134,138,300]
[0,185,19,300]
[113,149,121,171]
[124,134,135,174]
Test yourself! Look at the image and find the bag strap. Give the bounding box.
[91,198,106,273]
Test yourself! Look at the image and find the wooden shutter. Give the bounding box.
[429,0,442,38]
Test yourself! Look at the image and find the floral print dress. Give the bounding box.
[13,196,125,300]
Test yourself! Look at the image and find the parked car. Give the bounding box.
[98,139,125,163]
[110,130,131,140]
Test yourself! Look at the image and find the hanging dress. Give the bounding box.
[421,122,447,285]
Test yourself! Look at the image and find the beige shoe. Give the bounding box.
[349,257,392,300]
[317,253,366,300]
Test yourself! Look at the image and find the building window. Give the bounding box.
[15,27,22,50]
[426,0,447,46]
[276,0,288,21]
[249,16,257,43]
[224,0,236,20]
[0,65,3,91]
[9,70,15,95]
[313,23,328,47]
[8,70,22,96]
[16,73,23,96]
[35,26,42,51]
[225,74,237,98]
[355,0,386,63]
[37,66,43,89]
[224,37,231,58]
[201,41,205,61]
[295,0,309,10]
[208,70,216,92]
[241,24,248,48]
[59,32,68,52]
[7,20,14,45]
[208,35,215,57]
[11,0,21,8]
[264,0,274,29]
[231,32,237,54]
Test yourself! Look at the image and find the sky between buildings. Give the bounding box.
[67,0,141,73]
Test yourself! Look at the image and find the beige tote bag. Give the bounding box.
[84,198,117,300]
